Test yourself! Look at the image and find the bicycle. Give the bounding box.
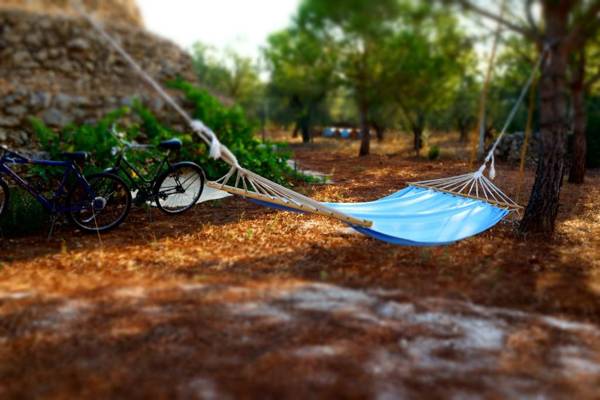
[0,146,131,234]
[107,128,205,215]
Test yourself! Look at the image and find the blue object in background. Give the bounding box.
[323,128,335,137]
[340,129,351,139]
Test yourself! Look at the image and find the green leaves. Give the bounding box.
[264,26,338,138]
[191,42,264,120]
[30,81,299,187]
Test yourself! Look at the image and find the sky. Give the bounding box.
[138,0,301,60]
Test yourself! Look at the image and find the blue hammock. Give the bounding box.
[252,186,509,246]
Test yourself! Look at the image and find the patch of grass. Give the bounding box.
[0,187,49,237]
[428,145,441,161]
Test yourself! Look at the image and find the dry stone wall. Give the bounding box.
[0,7,197,147]
[1,0,144,27]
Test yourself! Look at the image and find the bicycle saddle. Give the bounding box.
[158,138,182,151]
[61,151,89,162]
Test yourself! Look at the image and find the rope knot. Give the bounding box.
[191,120,222,160]
[474,165,486,179]
[489,155,496,180]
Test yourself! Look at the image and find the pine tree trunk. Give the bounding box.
[458,125,469,143]
[373,122,385,142]
[359,103,370,156]
[569,90,587,184]
[299,114,311,144]
[300,126,311,144]
[458,122,469,143]
[413,127,423,157]
[519,6,570,236]
[568,52,587,184]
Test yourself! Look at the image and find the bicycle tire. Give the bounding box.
[67,173,132,233]
[153,162,205,215]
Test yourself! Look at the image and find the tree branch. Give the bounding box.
[525,0,540,35]
[565,0,600,51]
[456,0,538,40]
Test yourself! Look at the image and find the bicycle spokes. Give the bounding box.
[155,164,204,214]
[68,174,131,233]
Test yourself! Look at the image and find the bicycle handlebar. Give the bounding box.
[110,124,155,153]
[110,125,181,155]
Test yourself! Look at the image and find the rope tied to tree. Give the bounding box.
[478,43,551,181]
[413,43,553,212]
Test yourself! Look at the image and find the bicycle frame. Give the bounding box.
[108,145,172,195]
[0,149,95,214]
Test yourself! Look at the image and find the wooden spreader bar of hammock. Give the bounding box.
[409,183,523,211]
[206,182,374,228]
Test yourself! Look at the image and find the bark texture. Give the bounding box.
[359,103,370,156]
[568,51,587,184]
[519,5,570,236]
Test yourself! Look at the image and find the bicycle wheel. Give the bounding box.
[0,179,9,219]
[154,162,205,215]
[67,173,131,233]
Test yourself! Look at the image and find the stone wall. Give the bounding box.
[0,0,143,26]
[493,131,541,164]
[0,7,197,147]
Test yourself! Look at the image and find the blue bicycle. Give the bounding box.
[0,146,131,233]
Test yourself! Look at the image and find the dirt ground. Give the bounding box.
[1,136,599,399]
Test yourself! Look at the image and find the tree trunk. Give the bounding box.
[413,127,423,157]
[292,122,300,139]
[519,6,570,236]
[299,115,311,144]
[300,123,311,144]
[458,120,469,143]
[569,89,587,183]
[568,51,587,184]
[359,103,370,156]
[412,114,425,157]
[372,121,385,142]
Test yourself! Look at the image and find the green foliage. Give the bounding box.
[191,42,265,120]
[488,36,539,134]
[0,187,49,237]
[379,3,472,142]
[30,107,129,176]
[267,0,474,153]
[264,26,337,140]
[30,81,298,187]
[169,79,296,184]
[296,0,404,144]
[428,145,441,161]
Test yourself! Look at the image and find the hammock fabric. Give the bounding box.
[327,187,509,246]
[253,186,509,246]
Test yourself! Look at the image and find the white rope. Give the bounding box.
[71,0,236,167]
[411,44,551,212]
[479,44,550,180]
[190,120,222,160]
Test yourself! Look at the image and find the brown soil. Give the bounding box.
[1,136,599,399]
